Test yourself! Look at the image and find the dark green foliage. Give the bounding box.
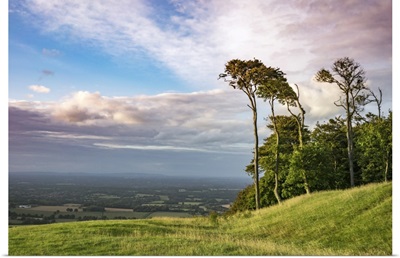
[230,102,391,213]
[287,144,333,192]
[355,112,392,183]
[225,57,390,212]
[83,206,105,212]
[311,117,350,189]
[228,185,256,213]
[315,57,370,187]
[58,214,75,219]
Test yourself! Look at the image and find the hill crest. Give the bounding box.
[9,182,392,255]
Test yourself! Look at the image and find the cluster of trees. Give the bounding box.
[9,211,56,225]
[58,214,76,219]
[133,205,170,212]
[65,208,79,212]
[219,57,392,212]
[82,206,106,212]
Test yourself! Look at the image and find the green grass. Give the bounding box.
[8,182,392,255]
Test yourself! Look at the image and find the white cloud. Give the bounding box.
[28,84,50,93]
[35,131,111,140]
[294,79,343,120]
[93,143,242,154]
[52,91,143,125]
[20,0,391,101]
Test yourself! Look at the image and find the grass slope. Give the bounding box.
[9,182,392,255]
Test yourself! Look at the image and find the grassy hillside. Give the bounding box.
[9,182,392,255]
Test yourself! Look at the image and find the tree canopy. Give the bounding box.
[223,57,391,213]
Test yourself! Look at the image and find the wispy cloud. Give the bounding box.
[93,143,244,154]
[34,131,112,140]
[19,0,391,93]
[28,85,50,93]
[42,48,61,57]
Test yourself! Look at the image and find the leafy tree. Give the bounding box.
[280,84,311,193]
[259,116,300,202]
[315,57,370,187]
[311,117,349,189]
[233,116,299,212]
[219,59,284,209]
[287,143,333,193]
[228,184,256,213]
[355,111,392,183]
[257,71,291,204]
[282,84,306,147]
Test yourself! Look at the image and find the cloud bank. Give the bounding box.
[9,89,261,175]
[10,90,253,154]
[9,85,366,174]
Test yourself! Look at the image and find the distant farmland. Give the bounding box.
[10,205,193,223]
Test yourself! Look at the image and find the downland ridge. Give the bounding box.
[9,182,392,255]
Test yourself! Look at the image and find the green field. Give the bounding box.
[8,182,392,255]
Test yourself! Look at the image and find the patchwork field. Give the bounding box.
[10,205,192,222]
[9,173,248,225]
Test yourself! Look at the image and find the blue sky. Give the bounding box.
[5,0,394,178]
[8,2,187,99]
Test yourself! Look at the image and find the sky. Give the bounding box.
[5,0,394,178]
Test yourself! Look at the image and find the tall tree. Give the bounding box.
[259,115,299,203]
[282,84,306,148]
[219,59,283,209]
[281,84,310,194]
[257,70,290,204]
[315,57,370,187]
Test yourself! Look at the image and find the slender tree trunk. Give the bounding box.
[245,91,260,210]
[274,130,282,204]
[286,88,310,194]
[346,113,355,187]
[344,91,355,188]
[302,171,311,194]
[271,101,282,205]
[296,104,310,194]
[252,108,260,210]
[247,92,260,210]
[384,150,389,182]
[334,159,338,189]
